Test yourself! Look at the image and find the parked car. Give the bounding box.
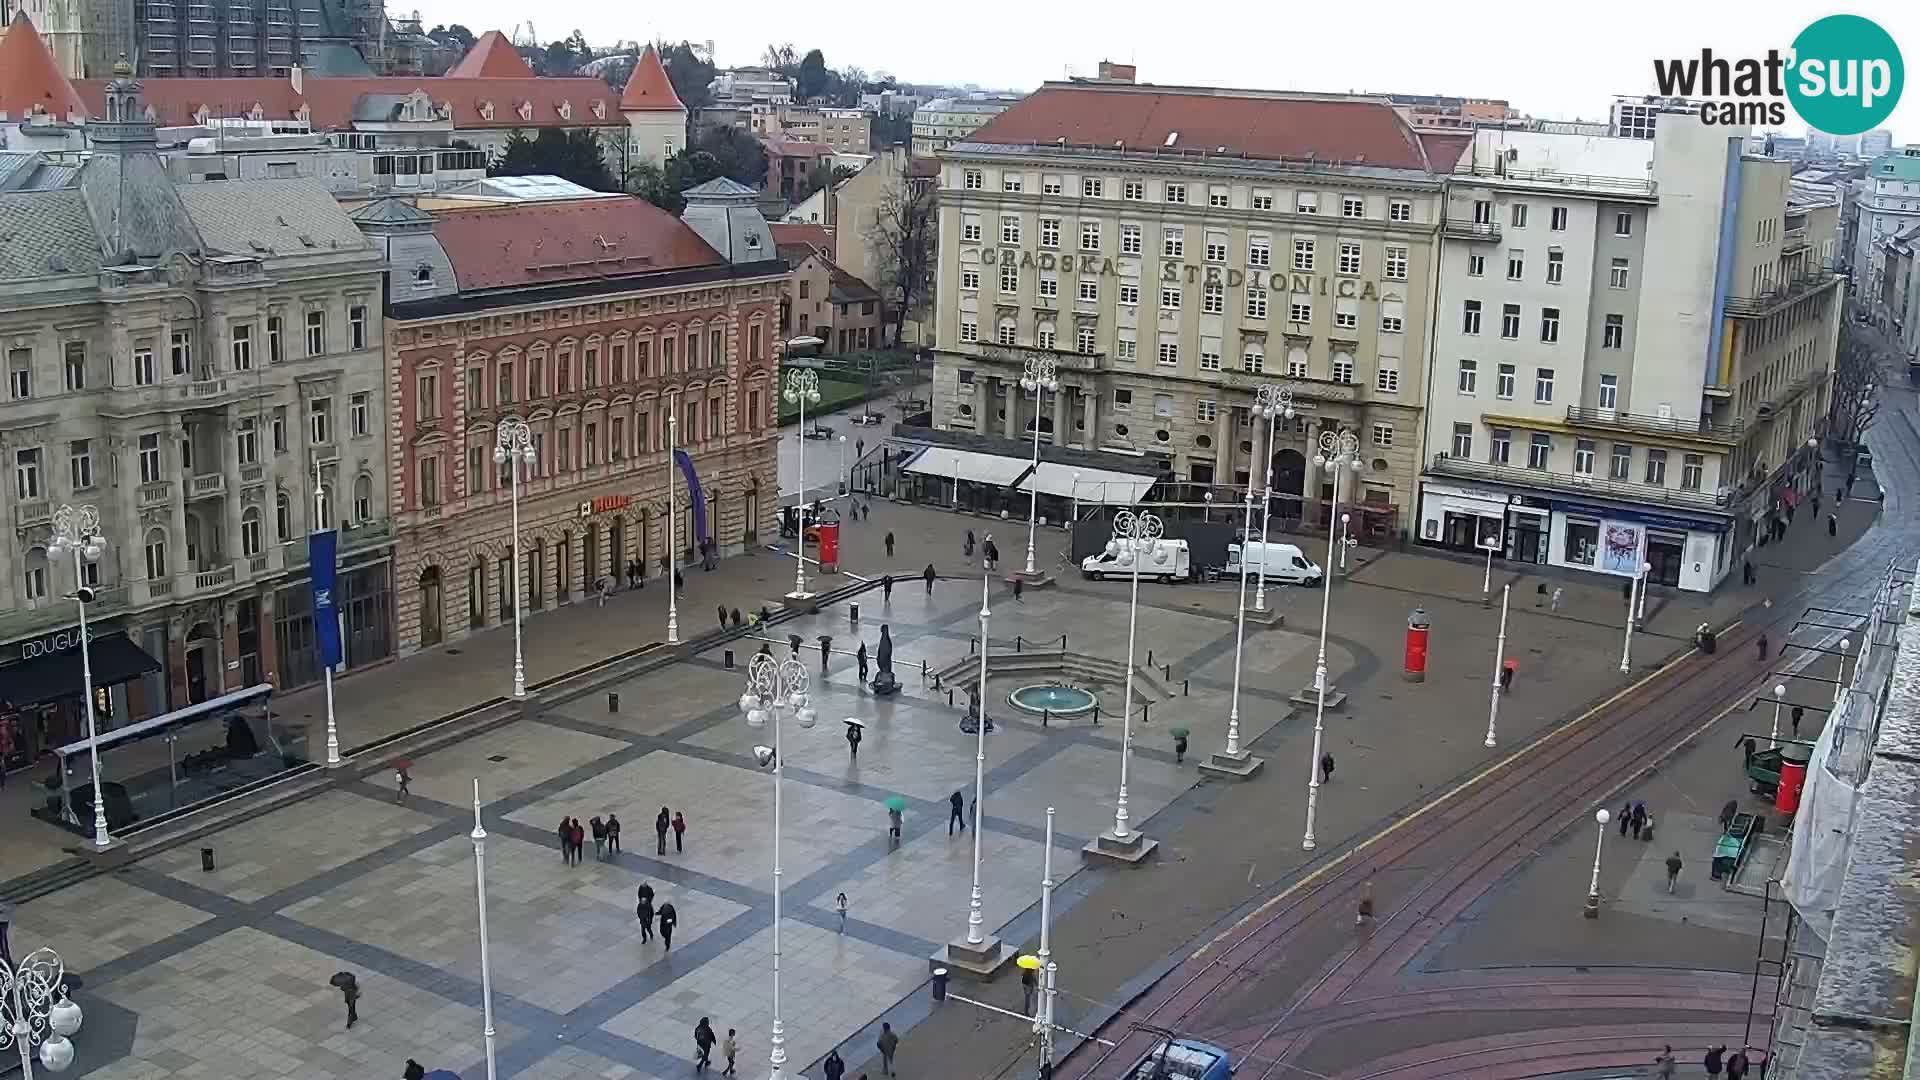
[1082,538,1193,583]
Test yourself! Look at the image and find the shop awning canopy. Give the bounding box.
[54,683,274,759]
[901,446,1034,488]
[1019,462,1158,506]
[0,633,160,711]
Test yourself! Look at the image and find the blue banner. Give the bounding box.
[309,528,343,668]
[674,449,709,545]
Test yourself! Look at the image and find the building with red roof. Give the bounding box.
[0,13,86,127]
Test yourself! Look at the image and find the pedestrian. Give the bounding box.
[672,810,687,853]
[1319,752,1335,784]
[557,817,573,862]
[339,974,360,1029]
[657,901,678,950]
[823,1049,846,1080]
[857,642,870,682]
[819,634,834,674]
[590,816,607,860]
[835,891,849,932]
[1828,512,1838,537]
[1631,801,1647,841]
[1726,1048,1749,1079]
[964,529,976,558]
[983,536,999,571]
[694,1017,716,1072]
[723,1029,738,1077]
[882,574,894,602]
[1021,962,1038,1014]
[1665,851,1683,892]
[1791,704,1804,737]
[570,819,586,864]
[636,885,655,943]
[1757,634,1769,662]
[638,557,648,586]
[876,1022,899,1077]
[885,532,896,558]
[1356,879,1375,926]
[1013,576,1024,603]
[718,604,728,631]
[949,789,967,835]
[789,633,805,657]
[846,722,862,760]
[1550,586,1563,612]
[1813,494,1822,518]
[405,1060,427,1080]
[1719,800,1738,833]
[656,807,671,855]
[1743,560,1755,586]
[1653,1045,1676,1080]
[924,563,937,594]
[1705,1044,1725,1077]
[395,765,411,802]
[674,569,685,591]
[731,608,744,628]
[887,804,903,846]
[606,813,622,854]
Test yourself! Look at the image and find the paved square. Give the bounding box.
[145,789,443,903]
[7,874,213,973]
[807,826,1074,947]
[401,719,633,808]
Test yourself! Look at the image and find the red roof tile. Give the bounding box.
[770,222,833,256]
[72,74,616,130]
[967,84,1435,172]
[428,197,723,293]
[1418,132,1472,173]
[0,13,87,121]
[763,137,834,158]
[619,45,683,113]
[446,31,535,80]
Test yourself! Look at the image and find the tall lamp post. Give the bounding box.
[1478,536,1500,606]
[1584,807,1611,918]
[1020,355,1059,577]
[1484,584,1511,748]
[1832,636,1854,710]
[837,435,848,497]
[949,572,1002,963]
[1770,683,1787,745]
[1251,387,1295,614]
[1618,560,1651,674]
[307,460,341,764]
[494,421,535,698]
[469,780,498,1080]
[740,653,814,1080]
[784,370,821,599]
[1088,509,1163,862]
[48,505,109,848]
[0,947,83,1077]
[1303,429,1361,851]
[1204,429,1270,778]
[667,410,680,645]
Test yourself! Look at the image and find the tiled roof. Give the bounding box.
[829,265,879,303]
[619,45,684,113]
[0,189,102,280]
[776,241,825,265]
[446,31,535,79]
[770,222,832,255]
[174,178,373,257]
[71,74,617,130]
[764,137,834,158]
[1418,133,1472,173]
[428,197,723,293]
[0,13,87,121]
[965,83,1435,172]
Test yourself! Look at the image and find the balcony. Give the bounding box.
[1564,406,1744,445]
[1442,219,1502,242]
[13,500,51,528]
[1783,227,1810,254]
[189,473,225,498]
[241,464,265,486]
[1725,271,1840,318]
[1426,453,1729,514]
[138,481,174,508]
[1451,161,1659,202]
[193,564,236,591]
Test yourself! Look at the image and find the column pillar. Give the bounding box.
[1003,380,1019,439]
[1083,392,1099,449]
[222,406,243,568]
[168,418,190,583]
[1303,442,1320,525]
[1214,404,1233,485]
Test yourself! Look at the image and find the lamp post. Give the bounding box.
[1303,430,1361,852]
[667,410,680,645]
[308,459,341,763]
[1202,489,1213,524]
[1478,536,1500,606]
[964,572,991,946]
[469,780,498,1080]
[1100,509,1163,853]
[1026,807,1059,1077]
[493,421,536,698]
[1069,471,1081,527]
[48,505,109,847]
[1833,636,1853,710]
[1206,465,1266,778]
[784,370,821,599]
[1584,807,1611,918]
[740,653,814,1080]
[1770,683,1787,745]
[1020,355,1059,577]
[1618,561,1651,674]
[1485,583,1510,748]
[838,435,848,497]
[0,947,83,1078]
[1251,387,1295,613]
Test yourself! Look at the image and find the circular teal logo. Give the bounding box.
[1787,15,1904,136]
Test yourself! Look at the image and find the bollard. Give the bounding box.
[1142,702,1151,724]
[850,604,859,625]
[200,846,215,872]
[1164,664,1172,680]
[947,689,955,707]
[1183,679,1189,696]
[1147,649,1155,667]
[922,659,930,682]
[609,692,619,712]
[1016,636,1023,653]
[931,967,950,1003]
[970,637,978,655]
[1042,709,1051,728]
[724,649,735,670]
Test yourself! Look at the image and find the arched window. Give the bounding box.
[23,546,49,603]
[996,317,1018,346]
[353,473,373,523]
[144,528,168,579]
[276,490,292,540]
[241,507,263,557]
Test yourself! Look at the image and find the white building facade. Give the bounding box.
[1850,147,1920,314]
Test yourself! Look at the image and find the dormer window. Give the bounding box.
[479,101,495,121]
[414,265,433,285]
[591,100,607,120]
[516,100,533,121]
[557,100,572,121]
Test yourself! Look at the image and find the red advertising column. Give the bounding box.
[1404,607,1430,683]
[817,522,841,573]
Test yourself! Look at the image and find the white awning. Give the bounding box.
[1019,462,1157,506]
[901,446,1033,487]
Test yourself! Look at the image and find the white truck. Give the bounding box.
[1225,540,1324,586]
[1082,538,1194,583]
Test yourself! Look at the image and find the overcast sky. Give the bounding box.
[417,0,1918,138]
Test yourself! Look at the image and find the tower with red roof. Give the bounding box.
[619,44,687,168]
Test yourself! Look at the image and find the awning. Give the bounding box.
[1019,462,1157,506]
[55,683,273,759]
[902,446,1033,488]
[0,633,161,711]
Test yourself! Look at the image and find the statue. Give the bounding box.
[959,685,994,734]
[870,624,899,696]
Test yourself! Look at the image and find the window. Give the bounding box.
[23,549,47,603]
[1252,190,1274,211]
[1289,299,1312,323]
[1390,200,1412,222]
[1510,202,1529,228]
[1199,347,1220,371]
[267,316,283,363]
[276,491,292,538]
[1540,308,1560,343]
[144,528,168,579]
[1038,274,1058,300]
[1644,448,1668,485]
[1446,420,1476,459]
[1000,264,1019,293]
[1546,250,1564,284]
[1462,300,1482,335]
[962,218,982,243]
[1296,191,1319,215]
[1500,304,1521,339]
[170,331,191,376]
[1376,360,1400,393]
[7,349,29,400]
[1534,367,1555,402]
[228,322,254,371]
[1682,453,1704,491]
[1371,422,1393,447]
[1574,439,1596,475]
[496,360,514,403]
[1496,363,1516,399]
[1242,347,1264,373]
[349,305,369,350]
[272,407,286,454]
[1197,399,1218,422]
[1597,374,1619,411]
[1152,393,1174,418]
[1208,187,1229,208]
[1161,286,1181,310]
[1077,326,1097,354]
[1458,359,1478,394]
[1527,433,1550,469]
[1331,354,1354,383]
[1286,351,1309,378]
[138,434,161,483]
[1489,428,1511,464]
[1473,200,1493,224]
[1550,205,1568,231]
[1379,300,1403,334]
[1506,251,1524,280]
[1164,182,1187,205]
[1121,225,1142,255]
[1157,340,1179,366]
[1338,242,1362,276]
[961,268,980,291]
[1040,218,1060,248]
[610,342,626,382]
[241,507,263,557]
[1114,388,1133,411]
[1081,221,1101,250]
[308,397,332,444]
[1248,235,1272,268]
[1614,211,1633,237]
[1203,282,1224,314]
[1343,195,1365,218]
[1609,258,1630,288]
[1000,216,1020,245]
[1124,180,1145,201]
[235,420,257,466]
[62,342,85,391]
[1078,279,1099,302]
[1036,323,1056,349]
[1163,227,1184,258]
[1003,174,1023,193]
[1116,335,1136,361]
[1119,283,1139,306]
[964,169,982,190]
[68,439,93,490]
[11,447,38,501]
[1610,443,1632,481]
[1293,237,1315,271]
[996,320,1017,346]
[1467,253,1486,277]
[1246,286,1268,319]
[1082,177,1103,198]
[1205,233,1227,263]
[1384,245,1407,281]
[1603,315,1624,349]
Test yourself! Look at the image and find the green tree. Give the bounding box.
[797,48,829,101]
[541,39,579,75]
[428,23,474,47]
[694,124,767,187]
[490,128,616,191]
[657,40,715,113]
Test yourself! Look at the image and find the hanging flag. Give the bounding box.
[309,528,343,668]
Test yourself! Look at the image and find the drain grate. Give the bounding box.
[487,755,509,763]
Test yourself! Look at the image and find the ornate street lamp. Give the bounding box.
[1019,356,1060,577]
[0,947,83,1077]
[1303,429,1361,851]
[48,505,109,847]
[783,370,821,599]
[740,653,815,1080]
[1094,508,1164,859]
[493,421,536,698]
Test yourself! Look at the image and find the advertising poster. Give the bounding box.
[1600,522,1643,575]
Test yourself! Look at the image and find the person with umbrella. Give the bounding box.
[885,797,905,846]
[845,718,864,761]
[330,971,360,1029]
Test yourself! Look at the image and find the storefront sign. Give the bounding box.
[971,248,1381,297]
[579,494,632,518]
[1423,483,1508,508]
[15,626,90,662]
[1547,500,1729,534]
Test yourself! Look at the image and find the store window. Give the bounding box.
[1564,518,1600,565]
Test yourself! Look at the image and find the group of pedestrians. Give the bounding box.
[555,814,623,865]
[1660,1043,1751,1078]
[812,1023,899,1080]
[1617,800,1655,843]
[634,881,681,950]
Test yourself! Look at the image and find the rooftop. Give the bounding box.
[619,46,685,114]
[769,222,833,257]
[444,31,535,80]
[1869,149,1920,181]
[0,12,86,120]
[425,196,723,293]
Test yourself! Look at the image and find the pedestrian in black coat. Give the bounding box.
[1013,577,1024,603]
[1791,704,1805,736]
[1319,752,1335,784]
[636,895,654,943]
[1828,512,1838,537]
[857,642,869,682]
[404,1060,426,1080]
[718,604,728,631]
[964,529,976,558]
[1704,1044,1725,1077]
[730,607,743,627]
[340,975,360,1029]
[882,574,894,601]
[606,813,622,854]
[822,1049,846,1080]
[1758,634,1769,662]
[1743,560,1755,586]
[885,531,895,558]
[846,722,862,760]
[694,1017,717,1071]
[924,563,937,595]
[556,816,572,861]
[674,569,685,591]
[657,902,678,950]
[819,633,834,673]
[948,789,967,835]
[655,807,671,855]
[1725,1049,1749,1079]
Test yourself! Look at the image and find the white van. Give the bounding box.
[1226,541,1323,586]
[1082,538,1193,583]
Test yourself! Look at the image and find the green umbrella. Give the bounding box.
[1169,726,1191,739]
[884,796,907,812]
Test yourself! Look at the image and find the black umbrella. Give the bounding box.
[329,971,357,989]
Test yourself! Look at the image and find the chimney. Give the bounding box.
[290,65,303,94]
[1096,61,1137,84]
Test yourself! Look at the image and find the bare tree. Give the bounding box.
[865,177,937,348]
[1831,329,1887,446]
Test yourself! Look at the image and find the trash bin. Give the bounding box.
[608,692,619,713]
[200,847,215,872]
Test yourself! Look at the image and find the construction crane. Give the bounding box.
[509,21,537,48]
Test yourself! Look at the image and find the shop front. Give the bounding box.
[1545,500,1729,593]
[1417,483,1508,554]
[0,623,164,779]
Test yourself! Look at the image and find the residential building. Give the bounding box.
[820,109,871,156]
[0,60,393,767]
[772,224,883,353]
[1861,128,1895,160]
[911,96,1019,156]
[1385,93,1520,132]
[1849,147,1920,312]
[860,91,924,119]
[1419,114,1841,593]
[1878,222,1920,359]
[763,136,834,203]
[1608,95,1700,140]
[828,148,937,323]
[748,103,821,141]
[618,45,687,168]
[353,179,786,655]
[708,69,792,107]
[931,80,1458,534]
